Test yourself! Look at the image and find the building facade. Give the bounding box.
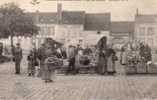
[110,21,134,48]
[28,4,111,48]
[134,14,157,48]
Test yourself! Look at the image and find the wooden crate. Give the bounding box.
[136,62,147,74]
[57,66,68,74]
[78,65,90,74]
[125,65,137,74]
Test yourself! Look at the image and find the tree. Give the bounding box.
[0,3,39,55]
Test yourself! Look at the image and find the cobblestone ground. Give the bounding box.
[0,54,157,100]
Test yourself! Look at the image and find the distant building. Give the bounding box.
[83,13,110,46]
[134,14,157,48]
[27,4,110,48]
[110,21,134,47]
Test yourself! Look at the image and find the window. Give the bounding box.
[139,27,145,36]
[39,26,44,35]
[147,27,154,36]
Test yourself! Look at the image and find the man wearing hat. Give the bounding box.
[14,43,23,74]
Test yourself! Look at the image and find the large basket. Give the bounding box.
[44,56,63,70]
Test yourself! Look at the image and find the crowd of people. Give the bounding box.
[12,37,152,83]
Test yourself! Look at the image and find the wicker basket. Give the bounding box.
[44,56,63,70]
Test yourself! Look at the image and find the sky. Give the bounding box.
[0,0,157,21]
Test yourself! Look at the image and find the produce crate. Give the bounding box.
[88,66,96,74]
[136,62,147,74]
[78,65,90,74]
[57,66,68,74]
[125,65,137,74]
[147,63,157,74]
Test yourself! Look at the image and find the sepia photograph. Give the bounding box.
[0,0,157,100]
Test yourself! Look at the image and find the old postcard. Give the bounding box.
[0,0,157,100]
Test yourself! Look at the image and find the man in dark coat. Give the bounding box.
[14,43,23,74]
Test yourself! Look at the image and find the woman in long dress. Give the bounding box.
[107,44,117,74]
[120,47,127,65]
[43,44,55,83]
[96,36,108,75]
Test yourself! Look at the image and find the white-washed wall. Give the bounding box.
[82,31,110,46]
[0,36,32,52]
[55,24,84,44]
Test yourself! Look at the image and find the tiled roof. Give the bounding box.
[27,12,58,24]
[84,13,110,31]
[135,14,157,23]
[111,21,134,33]
[27,12,111,31]
[60,11,85,24]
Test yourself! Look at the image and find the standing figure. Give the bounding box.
[75,44,83,69]
[37,44,46,78]
[60,45,67,59]
[13,43,23,74]
[139,43,152,63]
[96,36,108,75]
[43,44,55,83]
[27,49,36,76]
[144,44,152,63]
[120,47,127,65]
[66,45,76,75]
[107,44,117,74]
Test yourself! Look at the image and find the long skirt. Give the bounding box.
[43,63,55,81]
[97,56,107,74]
[37,61,45,79]
[107,56,115,73]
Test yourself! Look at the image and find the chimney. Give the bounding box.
[35,10,39,23]
[57,3,62,24]
[136,8,139,16]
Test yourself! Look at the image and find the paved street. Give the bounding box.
[0,57,157,100]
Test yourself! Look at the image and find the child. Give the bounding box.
[27,50,36,76]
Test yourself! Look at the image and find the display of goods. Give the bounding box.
[63,59,69,66]
[78,65,90,74]
[136,62,147,74]
[147,63,157,74]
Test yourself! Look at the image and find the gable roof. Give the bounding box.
[135,14,157,23]
[60,11,85,24]
[27,12,58,24]
[84,13,110,31]
[111,21,134,33]
[26,12,111,31]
